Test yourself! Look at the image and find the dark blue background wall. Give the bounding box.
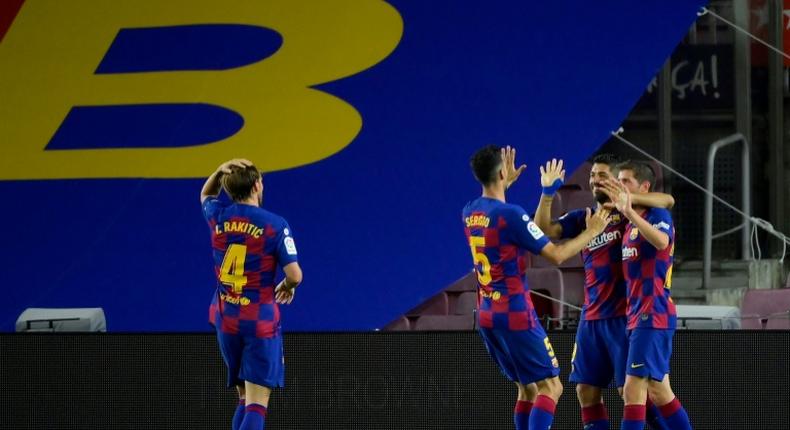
[0,1,705,331]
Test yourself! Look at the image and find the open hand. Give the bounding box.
[600,179,632,215]
[501,146,526,188]
[275,280,296,305]
[585,207,611,235]
[539,159,565,188]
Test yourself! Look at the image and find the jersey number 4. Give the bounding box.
[468,236,492,285]
[220,244,248,294]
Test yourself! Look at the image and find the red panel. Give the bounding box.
[0,0,24,44]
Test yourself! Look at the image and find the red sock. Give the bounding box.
[581,403,609,426]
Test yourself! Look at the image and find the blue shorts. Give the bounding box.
[216,329,285,389]
[478,327,560,385]
[626,328,674,381]
[570,317,628,388]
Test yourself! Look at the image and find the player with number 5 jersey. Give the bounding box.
[462,145,611,430]
[201,158,303,430]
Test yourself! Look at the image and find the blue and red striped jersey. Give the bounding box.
[462,197,550,331]
[621,207,676,330]
[558,208,627,320]
[202,198,299,338]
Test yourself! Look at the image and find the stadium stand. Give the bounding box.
[740,288,790,329]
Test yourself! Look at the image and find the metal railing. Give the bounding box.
[703,133,751,289]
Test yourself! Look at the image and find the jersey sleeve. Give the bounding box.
[647,208,674,237]
[201,197,223,224]
[557,209,586,239]
[504,206,550,255]
[274,220,299,267]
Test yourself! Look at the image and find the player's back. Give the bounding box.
[203,198,296,337]
[462,197,550,330]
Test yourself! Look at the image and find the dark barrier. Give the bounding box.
[1,331,788,429]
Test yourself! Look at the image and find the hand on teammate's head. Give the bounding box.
[219,158,253,174]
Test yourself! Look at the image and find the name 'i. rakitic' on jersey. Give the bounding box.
[215,221,264,238]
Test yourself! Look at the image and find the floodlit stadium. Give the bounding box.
[1,1,789,429]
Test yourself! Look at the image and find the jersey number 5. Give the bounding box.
[468,236,492,285]
[220,244,248,294]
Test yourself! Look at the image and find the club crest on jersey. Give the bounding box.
[629,228,639,240]
[610,214,621,224]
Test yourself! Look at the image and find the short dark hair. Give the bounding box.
[590,153,621,166]
[221,165,261,201]
[616,160,655,188]
[470,145,502,186]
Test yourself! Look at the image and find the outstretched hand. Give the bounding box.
[585,207,611,235]
[539,159,565,188]
[501,146,526,188]
[600,179,632,215]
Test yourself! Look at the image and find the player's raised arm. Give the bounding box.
[200,158,252,203]
[539,208,610,265]
[501,145,527,189]
[534,159,566,240]
[614,184,671,250]
[600,178,674,209]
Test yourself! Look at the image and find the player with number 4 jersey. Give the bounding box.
[201,159,303,430]
[463,145,611,430]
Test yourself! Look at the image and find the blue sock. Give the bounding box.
[513,400,532,430]
[528,395,556,430]
[240,403,266,430]
[622,404,646,430]
[659,398,692,430]
[581,403,609,429]
[646,398,670,430]
[232,399,245,430]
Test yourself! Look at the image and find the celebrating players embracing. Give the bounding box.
[463,145,610,430]
[534,154,675,430]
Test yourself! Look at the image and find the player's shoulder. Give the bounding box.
[495,202,530,221]
[255,208,290,229]
[202,196,227,208]
[647,207,673,220]
[559,207,589,220]
[202,197,229,216]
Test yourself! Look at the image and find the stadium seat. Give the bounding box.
[565,161,592,191]
[413,314,474,331]
[445,272,477,293]
[525,268,564,322]
[559,268,586,309]
[765,316,790,329]
[452,291,478,316]
[675,305,741,330]
[405,292,449,317]
[740,289,790,329]
[530,252,583,269]
[382,316,411,331]
[642,159,664,192]
[558,188,595,214]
